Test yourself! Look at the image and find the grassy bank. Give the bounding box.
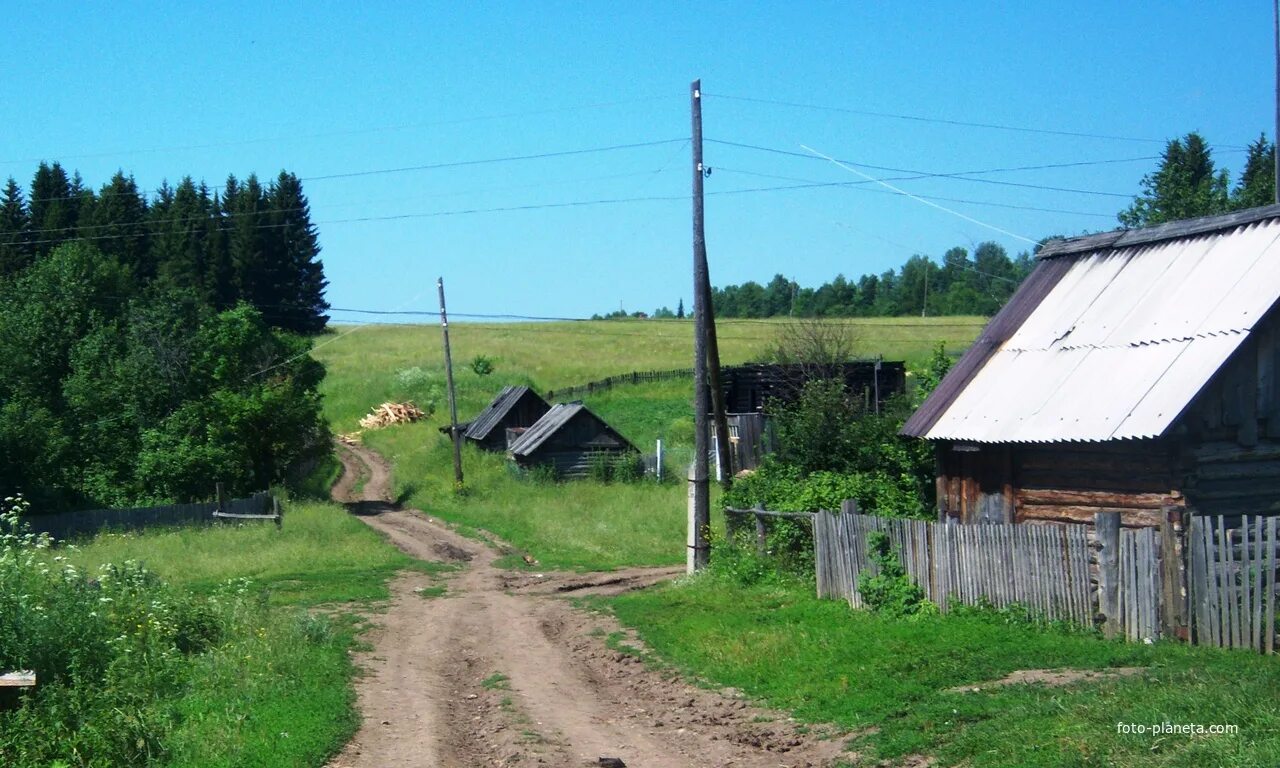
[608,576,1280,767]
[2,500,426,767]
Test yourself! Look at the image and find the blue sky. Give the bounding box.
[2,2,1275,319]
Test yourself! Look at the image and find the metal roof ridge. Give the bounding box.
[1038,204,1280,260]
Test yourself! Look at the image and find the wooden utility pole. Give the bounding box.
[701,273,732,487]
[438,277,464,488]
[689,79,710,571]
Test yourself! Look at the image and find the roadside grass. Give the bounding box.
[18,498,430,767]
[608,577,1280,767]
[363,423,697,570]
[62,499,426,606]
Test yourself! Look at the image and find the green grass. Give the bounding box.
[63,499,425,605]
[314,317,984,432]
[363,424,700,570]
[608,577,1280,767]
[310,318,977,568]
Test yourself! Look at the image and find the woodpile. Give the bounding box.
[359,402,426,430]
[337,432,363,445]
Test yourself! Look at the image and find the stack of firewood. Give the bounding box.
[358,401,426,430]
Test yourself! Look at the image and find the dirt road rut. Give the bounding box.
[328,441,851,768]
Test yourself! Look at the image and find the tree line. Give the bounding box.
[0,163,331,509]
[0,162,329,334]
[611,132,1277,321]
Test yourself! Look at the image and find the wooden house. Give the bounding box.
[902,205,1280,528]
[461,386,551,451]
[508,403,637,477]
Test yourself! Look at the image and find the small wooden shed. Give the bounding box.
[508,403,637,478]
[462,386,551,451]
[903,205,1280,528]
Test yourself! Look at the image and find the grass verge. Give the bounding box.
[607,576,1280,767]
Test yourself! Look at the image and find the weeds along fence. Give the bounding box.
[22,491,280,542]
[740,503,1280,652]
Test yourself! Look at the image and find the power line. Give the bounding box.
[300,139,688,182]
[704,92,1250,150]
[706,138,1137,198]
[800,143,1038,244]
[0,93,679,166]
[712,168,1115,218]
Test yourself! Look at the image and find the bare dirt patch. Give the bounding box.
[328,440,855,767]
[946,667,1146,694]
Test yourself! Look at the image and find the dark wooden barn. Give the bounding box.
[720,360,906,413]
[460,385,551,451]
[903,205,1280,528]
[507,403,637,478]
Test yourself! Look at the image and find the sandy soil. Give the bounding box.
[328,441,853,768]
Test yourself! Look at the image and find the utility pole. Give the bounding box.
[689,79,710,572]
[701,271,733,487]
[1275,0,1279,203]
[438,277,463,488]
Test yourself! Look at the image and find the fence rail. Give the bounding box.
[22,491,278,541]
[545,368,695,400]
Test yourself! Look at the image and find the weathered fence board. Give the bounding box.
[1188,514,1280,652]
[812,510,1096,629]
[22,491,277,541]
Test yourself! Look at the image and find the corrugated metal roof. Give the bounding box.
[920,214,1280,443]
[463,386,546,441]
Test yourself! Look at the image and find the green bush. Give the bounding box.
[724,459,927,518]
[470,355,495,376]
[0,497,342,767]
[857,530,932,617]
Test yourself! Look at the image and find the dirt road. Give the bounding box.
[328,441,851,768]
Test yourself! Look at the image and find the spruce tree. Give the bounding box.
[0,178,32,276]
[267,171,329,333]
[92,171,151,281]
[1119,133,1229,227]
[28,162,75,259]
[1232,134,1276,210]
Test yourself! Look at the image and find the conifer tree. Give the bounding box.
[267,171,329,333]
[28,162,75,259]
[0,178,32,276]
[92,171,151,280]
[1232,134,1276,210]
[1119,132,1229,227]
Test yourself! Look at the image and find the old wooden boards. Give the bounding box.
[1188,514,1279,652]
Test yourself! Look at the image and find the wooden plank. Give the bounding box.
[1202,517,1221,647]
[1267,516,1277,654]
[1096,511,1121,637]
[1253,516,1266,652]
[1218,516,1237,648]
[0,671,35,688]
[1242,517,1254,649]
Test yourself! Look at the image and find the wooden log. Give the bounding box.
[1017,488,1183,509]
[0,671,35,688]
[1096,511,1121,638]
[1019,505,1165,528]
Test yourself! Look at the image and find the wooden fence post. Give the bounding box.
[1159,506,1187,640]
[215,482,227,516]
[753,503,767,556]
[273,496,283,530]
[1096,511,1121,638]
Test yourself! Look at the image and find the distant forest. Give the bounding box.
[0,163,330,508]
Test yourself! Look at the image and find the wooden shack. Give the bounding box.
[461,386,550,451]
[507,403,637,478]
[720,360,906,413]
[902,205,1280,527]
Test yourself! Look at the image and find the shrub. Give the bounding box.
[470,355,495,376]
[857,531,932,617]
[392,366,441,415]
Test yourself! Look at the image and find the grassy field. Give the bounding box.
[311,317,982,568]
[65,499,432,605]
[608,575,1280,767]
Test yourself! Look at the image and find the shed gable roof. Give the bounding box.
[904,205,1280,443]
[463,386,548,441]
[508,403,635,457]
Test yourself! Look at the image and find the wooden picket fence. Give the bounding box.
[813,508,1095,628]
[1188,515,1279,652]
